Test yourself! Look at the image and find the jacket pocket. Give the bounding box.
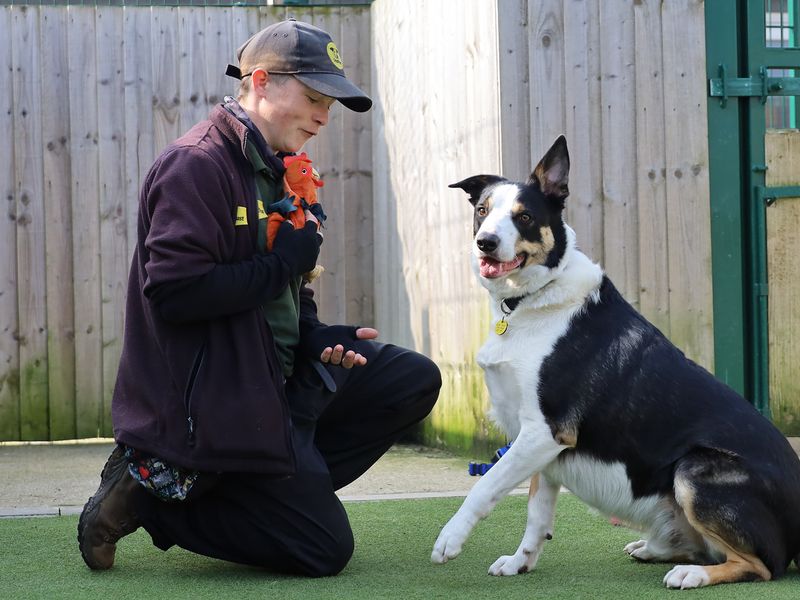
[184,339,207,446]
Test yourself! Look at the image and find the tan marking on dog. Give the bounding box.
[702,553,771,585]
[674,476,771,584]
[528,473,540,499]
[554,428,577,448]
[517,226,556,266]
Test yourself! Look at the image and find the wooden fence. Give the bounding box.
[0,3,371,440]
[373,0,713,453]
[2,0,714,449]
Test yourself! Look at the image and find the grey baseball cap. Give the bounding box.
[225,18,372,113]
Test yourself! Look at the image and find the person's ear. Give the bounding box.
[251,68,268,95]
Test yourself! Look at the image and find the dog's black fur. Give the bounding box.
[540,275,800,576]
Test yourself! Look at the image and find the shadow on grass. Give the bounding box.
[1,494,798,599]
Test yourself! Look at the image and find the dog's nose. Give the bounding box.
[476,234,499,253]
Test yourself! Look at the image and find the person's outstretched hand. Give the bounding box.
[320,327,378,368]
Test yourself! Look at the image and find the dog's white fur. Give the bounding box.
[431,183,713,583]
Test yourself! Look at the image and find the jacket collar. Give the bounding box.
[211,98,286,177]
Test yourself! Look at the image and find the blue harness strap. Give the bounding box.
[467,441,512,476]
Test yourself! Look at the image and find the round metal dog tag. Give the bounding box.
[494,319,508,335]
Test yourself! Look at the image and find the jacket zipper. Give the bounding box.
[260,307,296,473]
[184,341,206,446]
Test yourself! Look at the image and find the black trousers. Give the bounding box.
[134,342,441,576]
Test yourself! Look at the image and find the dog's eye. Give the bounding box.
[518,213,532,224]
[476,206,488,217]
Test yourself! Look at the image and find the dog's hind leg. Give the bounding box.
[489,473,560,576]
[625,497,712,564]
[663,449,782,589]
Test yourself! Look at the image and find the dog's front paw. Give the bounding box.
[625,539,655,561]
[488,552,536,576]
[431,519,471,564]
[663,565,710,589]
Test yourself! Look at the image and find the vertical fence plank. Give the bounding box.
[68,7,103,438]
[563,0,603,264]
[228,4,261,107]
[372,0,502,453]
[178,6,208,135]
[766,130,800,434]
[371,0,413,349]
[497,0,531,182]
[633,0,670,335]
[230,4,261,76]
[662,0,713,369]
[340,6,373,327]
[599,0,639,308]
[96,6,127,436]
[204,6,233,109]
[528,0,565,159]
[12,5,49,440]
[0,6,20,440]
[123,7,154,265]
[152,7,181,154]
[41,6,76,440]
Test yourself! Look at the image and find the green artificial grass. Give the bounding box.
[1,494,798,599]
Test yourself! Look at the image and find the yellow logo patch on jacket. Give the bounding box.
[257,200,267,220]
[235,206,248,226]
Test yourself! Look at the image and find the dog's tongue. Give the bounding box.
[480,255,524,278]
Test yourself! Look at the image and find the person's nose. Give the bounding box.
[314,106,329,127]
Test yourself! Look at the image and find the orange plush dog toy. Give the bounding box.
[266,152,326,282]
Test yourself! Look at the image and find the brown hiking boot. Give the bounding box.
[77,445,141,570]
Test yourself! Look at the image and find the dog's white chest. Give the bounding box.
[477,310,574,438]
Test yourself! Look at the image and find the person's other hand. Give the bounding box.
[319,327,379,368]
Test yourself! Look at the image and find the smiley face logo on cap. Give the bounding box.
[326,42,344,70]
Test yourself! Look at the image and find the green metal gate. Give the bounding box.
[707,0,800,431]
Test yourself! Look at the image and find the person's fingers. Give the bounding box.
[341,350,357,369]
[319,347,333,363]
[330,344,344,364]
[355,327,379,340]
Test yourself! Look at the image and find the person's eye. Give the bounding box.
[307,95,319,104]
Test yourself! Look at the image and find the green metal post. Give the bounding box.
[705,0,748,396]
[743,0,771,416]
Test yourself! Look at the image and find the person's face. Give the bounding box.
[256,74,335,153]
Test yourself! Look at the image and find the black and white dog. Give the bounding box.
[431,136,800,588]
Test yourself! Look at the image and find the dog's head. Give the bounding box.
[450,136,571,290]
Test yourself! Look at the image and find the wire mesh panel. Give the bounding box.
[765,0,798,127]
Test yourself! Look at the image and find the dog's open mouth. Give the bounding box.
[479,254,526,279]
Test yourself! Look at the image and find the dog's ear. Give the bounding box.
[449,175,506,206]
[528,135,570,200]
